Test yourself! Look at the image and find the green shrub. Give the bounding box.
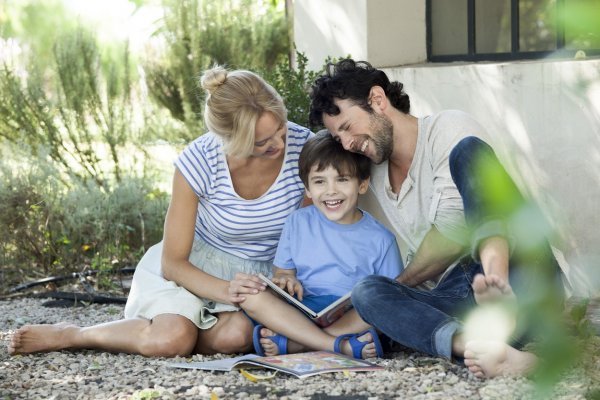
[0,27,156,191]
[144,0,290,142]
[0,23,178,292]
[0,156,168,292]
[0,158,64,280]
[0,1,323,293]
[0,0,78,70]
[262,52,320,128]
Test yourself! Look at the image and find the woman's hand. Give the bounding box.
[228,272,267,305]
[271,274,304,301]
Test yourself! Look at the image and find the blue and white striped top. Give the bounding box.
[174,121,313,261]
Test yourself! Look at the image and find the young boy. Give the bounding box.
[233,130,403,359]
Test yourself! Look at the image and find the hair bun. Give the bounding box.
[200,66,228,94]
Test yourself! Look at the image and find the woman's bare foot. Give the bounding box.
[8,323,80,355]
[464,340,537,378]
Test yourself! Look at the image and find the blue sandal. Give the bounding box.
[252,324,288,356]
[333,327,383,359]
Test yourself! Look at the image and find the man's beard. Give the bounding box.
[369,112,394,164]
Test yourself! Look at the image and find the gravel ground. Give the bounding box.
[1,297,597,400]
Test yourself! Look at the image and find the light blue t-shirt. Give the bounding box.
[274,205,404,297]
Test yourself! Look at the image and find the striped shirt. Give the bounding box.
[174,122,313,261]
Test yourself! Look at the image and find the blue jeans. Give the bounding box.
[353,259,481,359]
[352,136,562,360]
[450,137,563,305]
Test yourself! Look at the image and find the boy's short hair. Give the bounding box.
[299,130,371,187]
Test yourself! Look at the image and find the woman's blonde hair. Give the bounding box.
[200,66,287,157]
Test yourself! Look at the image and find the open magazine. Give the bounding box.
[258,273,353,327]
[167,351,383,379]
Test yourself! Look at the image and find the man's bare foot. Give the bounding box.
[8,323,79,355]
[466,274,518,343]
[464,340,537,378]
[472,273,516,306]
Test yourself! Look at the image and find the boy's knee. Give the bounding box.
[238,290,272,314]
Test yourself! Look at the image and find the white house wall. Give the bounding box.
[294,0,369,67]
[294,0,426,69]
[294,1,600,296]
[384,59,600,297]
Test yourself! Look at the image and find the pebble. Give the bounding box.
[0,298,597,399]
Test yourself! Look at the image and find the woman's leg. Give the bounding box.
[194,310,255,355]
[8,313,199,357]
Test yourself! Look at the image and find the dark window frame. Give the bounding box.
[426,0,600,62]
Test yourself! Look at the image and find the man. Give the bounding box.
[308,59,562,378]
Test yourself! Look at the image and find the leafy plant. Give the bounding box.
[0,1,322,294]
[144,0,290,141]
[570,298,594,338]
[0,0,78,69]
[262,52,320,128]
[0,156,168,293]
[0,26,158,190]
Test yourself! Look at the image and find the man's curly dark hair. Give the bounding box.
[309,59,410,130]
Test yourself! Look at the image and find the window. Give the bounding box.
[427,0,600,61]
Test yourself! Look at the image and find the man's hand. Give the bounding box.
[397,226,466,287]
[227,272,266,305]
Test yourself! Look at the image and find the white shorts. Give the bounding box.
[123,239,272,329]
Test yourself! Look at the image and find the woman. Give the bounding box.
[8,66,313,357]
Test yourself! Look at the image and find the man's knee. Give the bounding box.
[450,136,491,173]
[453,136,490,157]
[449,136,503,202]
